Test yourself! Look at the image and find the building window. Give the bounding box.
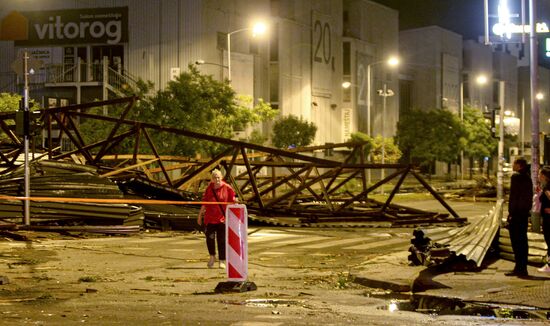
[270,63,279,103]
[270,0,280,16]
[343,42,350,75]
[462,73,470,101]
[270,23,279,62]
[217,32,227,51]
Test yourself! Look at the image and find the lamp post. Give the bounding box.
[459,73,487,180]
[377,83,394,192]
[497,80,505,202]
[366,57,399,136]
[226,22,267,83]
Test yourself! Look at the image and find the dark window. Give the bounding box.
[270,23,279,61]
[217,32,227,51]
[462,73,470,101]
[343,42,350,75]
[270,0,280,16]
[250,40,259,55]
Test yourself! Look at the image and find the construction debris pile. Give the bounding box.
[0,160,199,234]
[0,97,469,234]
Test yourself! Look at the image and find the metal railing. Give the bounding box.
[23,60,138,96]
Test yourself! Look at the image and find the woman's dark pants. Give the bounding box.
[205,223,226,260]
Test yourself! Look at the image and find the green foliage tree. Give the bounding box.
[462,105,498,176]
[80,65,277,157]
[347,132,401,163]
[370,135,402,163]
[396,108,465,171]
[271,114,317,149]
[347,132,372,162]
[0,93,41,142]
[0,93,21,113]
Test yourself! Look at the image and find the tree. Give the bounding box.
[0,93,21,113]
[370,135,402,163]
[462,105,498,177]
[80,65,277,157]
[347,132,401,163]
[0,93,41,143]
[396,108,465,172]
[272,114,317,149]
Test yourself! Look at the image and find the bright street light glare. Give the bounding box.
[388,57,399,66]
[252,21,268,37]
[342,81,351,89]
[476,75,488,85]
[536,92,544,100]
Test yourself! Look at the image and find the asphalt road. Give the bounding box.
[2,199,546,325]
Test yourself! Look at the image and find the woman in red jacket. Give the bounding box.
[197,169,236,268]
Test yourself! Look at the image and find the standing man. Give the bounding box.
[506,157,533,277]
[197,169,236,269]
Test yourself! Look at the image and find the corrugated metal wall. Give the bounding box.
[125,0,203,90]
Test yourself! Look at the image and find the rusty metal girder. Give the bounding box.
[0,96,464,225]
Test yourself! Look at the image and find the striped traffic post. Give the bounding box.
[214,204,257,293]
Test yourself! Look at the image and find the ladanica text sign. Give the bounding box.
[7,7,128,46]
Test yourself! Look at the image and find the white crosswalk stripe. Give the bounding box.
[344,237,408,250]
[0,230,411,254]
[300,238,366,249]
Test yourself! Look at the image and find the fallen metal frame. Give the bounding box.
[0,97,465,225]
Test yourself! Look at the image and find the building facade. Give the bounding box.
[1,0,549,169]
[0,0,400,147]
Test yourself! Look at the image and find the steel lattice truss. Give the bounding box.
[0,97,465,225]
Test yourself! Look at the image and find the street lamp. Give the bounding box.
[227,21,267,83]
[367,56,399,136]
[377,83,394,192]
[459,73,488,180]
[195,60,227,68]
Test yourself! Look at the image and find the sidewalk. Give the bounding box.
[351,251,550,310]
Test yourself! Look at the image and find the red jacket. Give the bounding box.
[201,181,235,225]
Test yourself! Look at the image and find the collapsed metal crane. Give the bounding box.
[0,97,466,227]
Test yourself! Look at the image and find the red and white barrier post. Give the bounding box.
[214,204,257,292]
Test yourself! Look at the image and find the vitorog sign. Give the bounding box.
[4,7,128,46]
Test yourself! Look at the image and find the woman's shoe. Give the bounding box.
[207,256,215,269]
[219,260,226,269]
[537,264,550,272]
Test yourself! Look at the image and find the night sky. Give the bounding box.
[372,0,550,41]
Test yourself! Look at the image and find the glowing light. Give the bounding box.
[476,75,488,85]
[387,57,399,67]
[497,0,512,39]
[252,22,267,37]
[388,301,399,312]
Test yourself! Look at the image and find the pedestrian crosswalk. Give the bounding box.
[247,229,410,252]
[0,229,412,254]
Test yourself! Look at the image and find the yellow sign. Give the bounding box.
[0,11,28,40]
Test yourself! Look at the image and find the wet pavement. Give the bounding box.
[352,250,550,311]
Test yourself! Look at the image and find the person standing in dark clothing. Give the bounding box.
[537,166,550,273]
[506,158,533,277]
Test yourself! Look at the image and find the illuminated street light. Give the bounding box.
[195,60,228,69]
[476,74,488,85]
[377,83,395,193]
[227,21,268,83]
[367,56,399,136]
[459,73,488,180]
[536,92,544,100]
